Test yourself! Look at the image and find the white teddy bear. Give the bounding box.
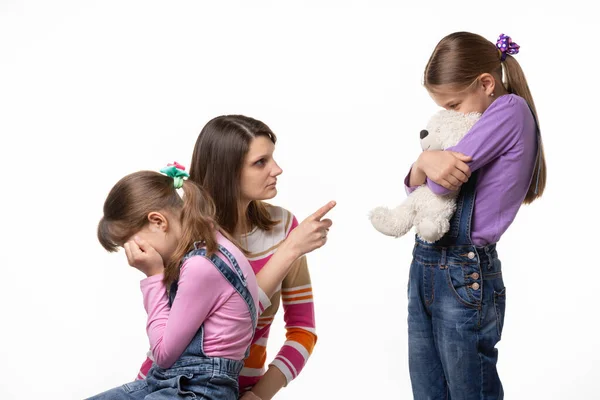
[370,109,481,242]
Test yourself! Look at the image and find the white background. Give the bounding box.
[1,1,598,399]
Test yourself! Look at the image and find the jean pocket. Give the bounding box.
[208,373,239,395]
[445,263,482,309]
[123,379,148,394]
[210,373,238,385]
[175,373,199,396]
[494,288,506,338]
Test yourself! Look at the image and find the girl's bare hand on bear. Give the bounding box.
[416,150,472,191]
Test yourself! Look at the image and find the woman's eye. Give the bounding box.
[254,159,265,166]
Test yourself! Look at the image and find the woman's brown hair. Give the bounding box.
[189,115,279,238]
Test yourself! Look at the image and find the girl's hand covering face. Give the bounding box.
[124,236,165,277]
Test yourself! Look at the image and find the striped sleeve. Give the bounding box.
[257,287,272,315]
[135,354,153,380]
[269,255,317,385]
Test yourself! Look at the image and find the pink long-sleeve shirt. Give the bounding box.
[140,232,265,369]
[136,207,316,387]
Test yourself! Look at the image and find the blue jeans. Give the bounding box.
[408,240,506,400]
[87,244,256,400]
[87,357,242,400]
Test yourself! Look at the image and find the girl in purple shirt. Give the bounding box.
[404,32,546,399]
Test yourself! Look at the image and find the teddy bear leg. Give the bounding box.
[415,217,450,243]
[369,204,415,238]
[414,194,456,243]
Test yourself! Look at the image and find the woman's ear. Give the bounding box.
[147,212,168,232]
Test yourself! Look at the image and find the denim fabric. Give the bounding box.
[87,244,257,400]
[408,171,507,400]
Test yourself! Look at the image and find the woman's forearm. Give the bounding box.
[254,240,298,298]
[249,366,287,400]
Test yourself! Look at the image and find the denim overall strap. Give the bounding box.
[168,244,258,359]
[217,244,249,288]
[168,245,209,307]
[436,169,480,247]
[210,244,258,359]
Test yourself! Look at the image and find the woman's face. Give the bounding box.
[239,136,282,203]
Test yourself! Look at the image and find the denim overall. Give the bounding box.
[408,171,506,400]
[88,244,257,400]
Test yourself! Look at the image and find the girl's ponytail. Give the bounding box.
[503,55,546,203]
[163,180,218,288]
[164,179,247,289]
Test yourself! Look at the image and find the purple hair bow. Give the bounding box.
[496,34,520,61]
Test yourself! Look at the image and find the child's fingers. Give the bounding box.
[134,236,152,253]
[128,240,143,259]
[455,162,471,178]
[124,242,134,266]
[445,173,462,188]
[441,178,459,191]
[450,151,473,162]
[451,169,469,184]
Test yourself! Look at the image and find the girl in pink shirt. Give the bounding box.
[87,164,307,400]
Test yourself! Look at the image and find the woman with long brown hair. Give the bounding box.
[135,116,335,399]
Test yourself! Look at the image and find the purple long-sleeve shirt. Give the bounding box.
[405,94,538,246]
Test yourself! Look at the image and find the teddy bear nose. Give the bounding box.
[420,129,429,139]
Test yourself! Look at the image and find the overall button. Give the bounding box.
[471,272,480,279]
[467,252,476,259]
[471,282,480,290]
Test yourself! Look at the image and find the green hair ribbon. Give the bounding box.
[160,162,190,189]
